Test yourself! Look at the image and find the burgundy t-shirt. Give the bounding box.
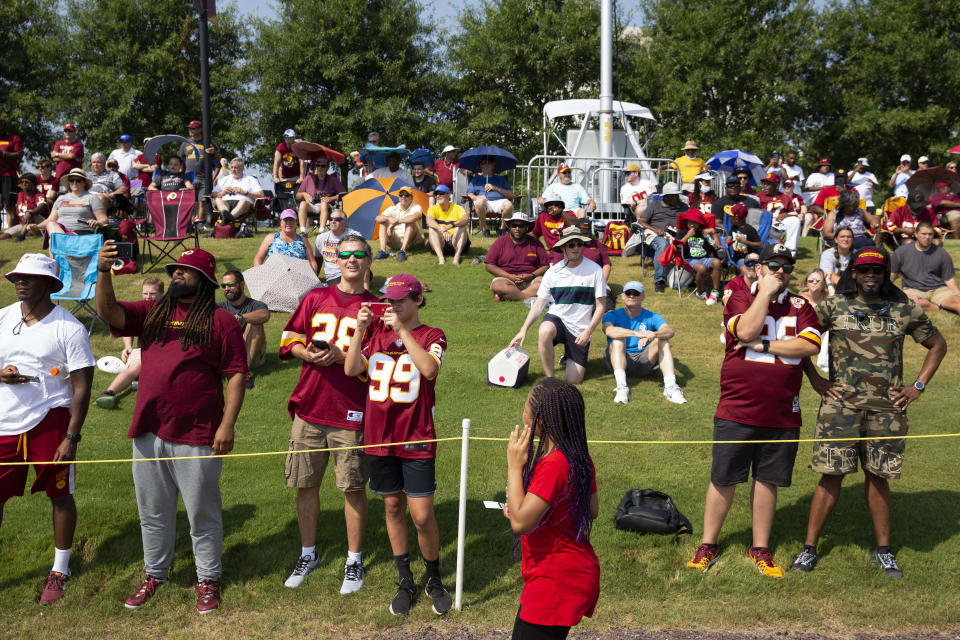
[276,142,299,179]
[15,191,45,222]
[36,174,57,202]
[115,300,248,446]
[929,193,960,217]
[0,134,23,176]
[757,192,794,216]
[532,211,573,249]
[52,140,84,182]
[485,234,548,275]
[887,205,937,234]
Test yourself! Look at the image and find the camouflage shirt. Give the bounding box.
[816,294,938,411]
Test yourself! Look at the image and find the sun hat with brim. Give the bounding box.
[380,273,423,301]
[853,249,886,268]
[543,197,565,208]
[441,145,458,154]
[504,212,532,225]
[683,140,699,151]
[60,168,92,190]
[6,253,64,292]
[552,226,592,250]
[660,182,681,196]
[679,208,707,227]
[165,248,218,286]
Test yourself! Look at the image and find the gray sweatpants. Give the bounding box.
[132,432,223,582]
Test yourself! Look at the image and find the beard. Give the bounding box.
[168,281,199,299]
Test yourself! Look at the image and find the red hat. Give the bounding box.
[853,249,886,268]
[380,273,423,301]
[187,120,202,129]
[725,202,748,218]
[557,163,572,174]
[818,157,831,166]
[936,181,950,189]
[63,123,76,132]
[680,208,707,226]
[783,179,795,188]
[761,172,781,184]
[165,248,218,285]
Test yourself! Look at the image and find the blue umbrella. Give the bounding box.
[706,149,765,186]
[458,145,518,173]
[407,147,434,168]
[357,144,409,169]
[341,177,429,240]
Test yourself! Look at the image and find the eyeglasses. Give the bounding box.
[338,250,370,259]
[329,217,345,222]
[563,241,584,249]
[854,265,885,275]
[764,261,795,273]
[68,178,85,184]
[623,291,642,297]
[220,281,241,289]
[743,261,759,267]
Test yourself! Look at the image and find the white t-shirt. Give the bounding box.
[314,228,361,279]
[107,147,141,180]
[620,180,656,206]
[537,258,606,337]
[0,303,95,436]
[213,173,262,205]
[848,170,879,207]
[381,202,422,237]
[781,163,805,188]
[370,167,414,184]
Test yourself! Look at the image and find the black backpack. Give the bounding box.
[614,489,692,535]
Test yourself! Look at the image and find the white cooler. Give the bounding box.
[487,346,530,388]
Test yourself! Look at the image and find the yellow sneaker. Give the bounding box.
[749,547,784,578]
[686,544,720,572]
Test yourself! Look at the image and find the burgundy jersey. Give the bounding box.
[757,192,794,217]
[35,174,57,202]
[721,274,752,306]
[279,286,378,429]
[276,142,299,179]
[717,288,821,428]
[360,322,446,459]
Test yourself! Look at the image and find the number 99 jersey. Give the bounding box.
[360,321,446,459]
[717,288,821,428]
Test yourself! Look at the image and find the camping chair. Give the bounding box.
[659,240,696,298]
[463,193,526,235]
[50,233,105,333]
[201,193,267,235]
[142,190,198,272]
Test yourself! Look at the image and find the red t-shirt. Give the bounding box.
[276,142,299,179]
[757,192,794,217]
[360,322,445,459]
[0,134,23,176]
[52,140,84,182]
[35,174,57,202]
[115,300,248,446]
[520,450,599,627]
[279,286,378,429]
[532,211,572,249]
[813,186,866,215]
[930,192,960,216]
[717,289,821,428]
[15,191,45,222]
[134,153,153,188]
[433,160,459,188]
[721,274,752,306]
[484,234,547,275]
[548,239,611,268]
[886,204,937,236]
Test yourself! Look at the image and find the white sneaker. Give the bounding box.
[284,552,319,588]
[613,385,630,404]
[705,291,718,306]
[523,296,536,309]
[664,384,687,404]
[340,561,364,594]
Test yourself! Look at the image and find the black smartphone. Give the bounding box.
[311,338,330,351]
[114,242,133,259]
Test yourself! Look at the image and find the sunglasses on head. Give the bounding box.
[338,250,369,259]
[854,265,885,275]
[764,261,794,273]
[220,281,240,289]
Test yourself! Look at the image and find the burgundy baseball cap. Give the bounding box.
[783,179,795,188]
[761,172,781,184]
[380,274,423,301]
[187,120,202,129]
[725,202,748,218]
[936,181,950,189]
[557,163,572,174]
[819,157,831,166]
[165,248,218,285]
[853,249,886,268]
[63,123,76,132]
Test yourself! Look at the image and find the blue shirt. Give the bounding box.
[467,174,511,201]
[542,181,591,210]
[602,307,665,353]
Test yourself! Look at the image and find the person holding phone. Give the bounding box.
[888,154,914,198]
[278,236,377,594]
[343,273,452,617]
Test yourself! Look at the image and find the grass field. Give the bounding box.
[1,230,958,639]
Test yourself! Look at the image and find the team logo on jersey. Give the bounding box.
[791,296,805,309]
[395,339,404,347]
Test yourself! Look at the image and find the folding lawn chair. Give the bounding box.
[50,233,105,333]
[142,190,198,272]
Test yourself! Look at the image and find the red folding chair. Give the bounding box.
[142,190,198,272]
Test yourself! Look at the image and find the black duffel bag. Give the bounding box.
[614,489,692,535]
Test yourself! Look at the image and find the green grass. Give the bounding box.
[1,231,959,638]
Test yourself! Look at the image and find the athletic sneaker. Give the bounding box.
[654,282,665,294]
[396,250,407,262]
[870,549,903,578]
[374,250,390,260]
[195,579,220,614]
[694,290,707,300]
[481,228,491,238]
[94,391,117,409]
[389,576,417,616]
[749,547,784,578]
[340,561,364,595]
[791,547,819,572]
[663,384,687,405]
[40,570,69,605]
[284,551,319,588]
[705,290,719,306]
[686,544,720,572]
[613,385,630,404]
[245,373,254,390]
[124,574,162,609]
[523,296,536,309]
[425,575,452,615]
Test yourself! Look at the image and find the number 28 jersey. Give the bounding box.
[360,321,446,459]
[717,288,821,428]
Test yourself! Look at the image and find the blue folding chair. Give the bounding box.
[51,233,105,333]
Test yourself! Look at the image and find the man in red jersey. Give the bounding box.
[686,243,821,578]
[757,173,800,255]
[344,274,452,617]
[721,252,760,306]
[50,124,84,185]
[278,236,377,594]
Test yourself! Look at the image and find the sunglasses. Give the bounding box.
[764,261,795,273]
[623,291,642,297]
[329,217,345,222]
[508,223,528,228]
[398,193,412,198]
[743,261,759,267]
[338,250,370,259]
[220,282,241,289]
[806,278,823,284]
[563,241,584,249]
[854,265,885,275]
[68,178,85,184]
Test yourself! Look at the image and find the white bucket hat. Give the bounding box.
[5,253,64,292]
[441,145,458,154]
[660,181,681,196]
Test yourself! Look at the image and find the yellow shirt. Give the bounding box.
[427,203,466,225]
[671,155,708,184]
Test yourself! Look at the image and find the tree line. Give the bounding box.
[3,0,958,182]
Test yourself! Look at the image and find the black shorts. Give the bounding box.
[542,314,589,367]
[710,418,799,487]
[1,176,18,211]
[366,455,436,497]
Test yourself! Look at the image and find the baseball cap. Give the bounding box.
[759,242,795,264]
[900,154,911,162]
[783,179,795,188]
[279,209,297,220]
[907,190,928,209]
[857,157,869,167]
[283,128,296,138]
[918,155,930,164]
[5,253,64,292]
[936,181,950,189]
[624,163,641,173]
[818,157,831,166]
[761,173,781,184]
[187,120,202,129]
[622,281,645,295]
[853,248,886,268]
[397,186,413,196]
[380,274,423,300]
[660,181,681,196]
[165,248,218,285]
[119,134,131,142]
[557,163,572,174]
[434,184,451,194]
[725,202,748,218]
[441,145,458,154]
[63,123,76,132]
[724,175,740,185]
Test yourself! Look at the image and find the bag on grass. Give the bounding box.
[614,489,692,535]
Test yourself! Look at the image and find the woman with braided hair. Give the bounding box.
[505,378,599,640]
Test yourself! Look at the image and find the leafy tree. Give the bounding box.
[449,0,603,162]
[0,0,65,160]
[244,0,451,169]
[54,0,250,162]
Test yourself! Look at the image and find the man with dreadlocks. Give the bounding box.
[95,244,247,615]
[791,248,946,578]
[505,378,599,640]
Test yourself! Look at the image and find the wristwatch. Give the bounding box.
[235,312,246,326]
[761,339,771,353]
[913,380,926,393]
[65,432,81,443]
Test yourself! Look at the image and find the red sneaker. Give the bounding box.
[195,579,220,615]
[124,575,162,609]
[685,544,720,573]
[40,571,69,605]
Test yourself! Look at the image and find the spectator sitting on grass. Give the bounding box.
[0,174,49,242]
[890,222,960,314]
[485,213,548,303]
[253,209,317,274]
[425,185,469,265]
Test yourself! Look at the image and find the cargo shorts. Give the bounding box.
[284,416,368,491]
[810,399,907,479]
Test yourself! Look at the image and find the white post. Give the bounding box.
[454,418,471,611]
